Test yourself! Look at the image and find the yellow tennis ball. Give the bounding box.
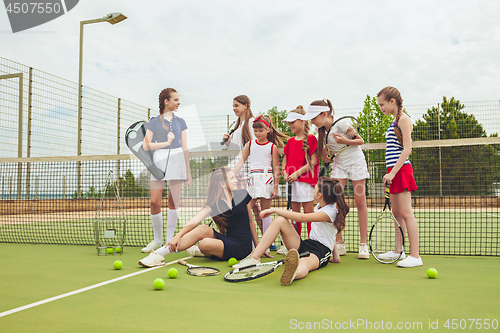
[168,268,178,279]
[113,260,123,270]
[426,268,438,279]
[153,278,165,290]
[115,246,123,253]
[228,257,237,266]
[106,247,114,254]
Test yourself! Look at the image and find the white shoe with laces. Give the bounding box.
[358,243,370,259]
[397,255,423,268]
[336,242,346,256]
[378,251,406,260]
[186,245,205,257]
[232,255,260,270]
[141,240,162,253]
[277,244,288,255]
[138,250,165,267]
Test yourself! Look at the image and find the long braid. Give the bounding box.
[378,87,404,145]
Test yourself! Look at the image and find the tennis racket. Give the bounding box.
[319,116,360,177]
[125,121,165,180]
[224,251,310,282]
[220,120,237,145]
[177,259,221,276]
[368,184,405,264]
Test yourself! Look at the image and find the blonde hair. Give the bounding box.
[289,105,314,175]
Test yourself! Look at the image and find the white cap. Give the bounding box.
[281,112,304,123]
[301,105,331,121]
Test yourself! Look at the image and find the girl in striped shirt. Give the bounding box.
[377,86,422,268]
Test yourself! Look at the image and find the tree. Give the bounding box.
[412,97,499,195]
[264,106,292,138]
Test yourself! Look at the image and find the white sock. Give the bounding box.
[155,246,171,256]
[262,216,271,235]
[151,213,163,246]
[166,209,178,242]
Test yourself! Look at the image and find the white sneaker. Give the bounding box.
[280,249,299,286]
[141,240,162,253]
[232,255,260,270]
[186,245,205,257]
[277,244,288,255]
[336,242,346,256]
[358,243,370,259]
[138,250,165,267]
[378,251,406,260]
[397,255,423,268]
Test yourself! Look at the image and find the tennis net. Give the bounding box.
[0,138,499,256]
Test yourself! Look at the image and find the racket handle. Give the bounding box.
[178,259,188,266]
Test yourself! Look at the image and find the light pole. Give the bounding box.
[77,12,127,197]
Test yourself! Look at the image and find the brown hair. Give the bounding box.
[158,88,177,132]
[252,114,288,147]
[377,86,404,145]
[317,177,348,233]
[233,95,255,147]
[289,105,314,175]
[204,167,232,235]
[309,99,334,161]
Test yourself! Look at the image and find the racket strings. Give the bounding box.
[370,215,404,263]
[188,267,220,276]
[224,264,275,280]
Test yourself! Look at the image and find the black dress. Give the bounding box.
[209,189,253,261]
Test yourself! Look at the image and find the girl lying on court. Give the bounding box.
[138,167,259,267]
[232,177,349,286]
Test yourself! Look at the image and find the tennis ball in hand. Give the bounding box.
[153,278,165,290]
[228,257,237,266]
[113,260,123,270]
[115,246,123,253]
[426,268,438,279]
[168,268,178,279]
[106,247,114,254]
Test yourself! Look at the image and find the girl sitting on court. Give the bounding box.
[377,86,422,268]
[232,177,348,286]
[281,105,319,240]
[138,167,259,267]
[233,114,288,246]
[302,99,370,259]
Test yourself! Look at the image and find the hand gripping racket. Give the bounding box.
[177,259,221,276]
[319,116,360,177]
[368,184,405,264]
[125,121,165,180]
[224,251,310,282]
[220,120,237,145]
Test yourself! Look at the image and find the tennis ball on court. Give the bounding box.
[106,247,114,254]
[228,257,237,266]
[153,278,165,290]
[113,260,123,270]
[426,268,438,279]
[168,268,178,279]
[115,246,123,253]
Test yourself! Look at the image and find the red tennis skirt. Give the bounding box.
[387,164,417,194]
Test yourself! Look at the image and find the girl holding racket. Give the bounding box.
[141,88,192,254]
[304,99,370,259]
[139,167,259,267]
[281,106,319,238]
[233,114,288,245]
[377,86,421,268]
[232,177,348,286]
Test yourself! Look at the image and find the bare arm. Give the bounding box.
[271,146,280,199]
[260,207,330,224]
[167,206,212,251]
[233,142,250,176]
[143,129,174,151]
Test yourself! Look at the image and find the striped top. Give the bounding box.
[385,123,411,168]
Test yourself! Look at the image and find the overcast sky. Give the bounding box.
[1,0,499,119]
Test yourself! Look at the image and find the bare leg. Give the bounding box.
[252,200,263,233]
[251,216,301,260]
[391,191,419,257]
[333,178,347,244]
[150,181,166,214]
[302,201,314,237]
[352,179,368,244]
[294,255,320,280]
[291,201,302,236]
[175,224,223,257]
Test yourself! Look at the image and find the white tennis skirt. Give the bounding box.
[248,170,274,199]
[151,147,187,181]
[287,181,314,203]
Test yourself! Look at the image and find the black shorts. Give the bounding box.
[298,239,332,269]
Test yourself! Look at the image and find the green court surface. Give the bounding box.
[1,244,499,332]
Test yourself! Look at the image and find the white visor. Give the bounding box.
[302,105,331,121]
[281,112,304,123]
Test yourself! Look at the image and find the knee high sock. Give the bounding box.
[151,212,163,246]
[166,209,178,242]
[262,216,272,235]
[155,246,171,256]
